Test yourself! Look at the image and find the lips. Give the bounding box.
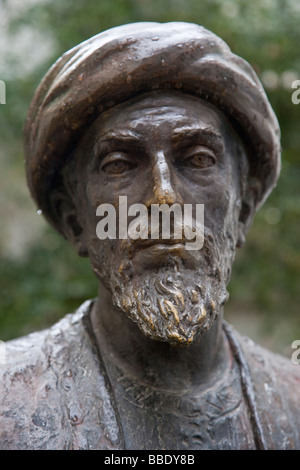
[133,238,187,251]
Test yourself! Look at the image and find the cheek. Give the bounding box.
[78,180,125,257]
[85,172,140,207]
[81,174,121,235]
[205,189,233,234]
[85,175,106,207]
[86,233,122,283]
[181,171,236,235]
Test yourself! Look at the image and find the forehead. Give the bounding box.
[90,92,230,139]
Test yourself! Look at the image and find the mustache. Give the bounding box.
[120,227,218,265]
[119,211,207,253]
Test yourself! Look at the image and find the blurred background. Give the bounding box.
[0,0,299,356]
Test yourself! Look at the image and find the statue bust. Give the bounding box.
[1,22,299,450]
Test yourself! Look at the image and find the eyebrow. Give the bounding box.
[93,130,142,158]
[98,130,141,144]
[94,125,225,155]
[172,126,224,149]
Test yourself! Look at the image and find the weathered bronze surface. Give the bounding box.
[0,22,299,450]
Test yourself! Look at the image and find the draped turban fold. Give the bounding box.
[24,22,281,232]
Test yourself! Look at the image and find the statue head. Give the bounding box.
[24,22,281,347]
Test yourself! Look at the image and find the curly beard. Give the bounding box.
[111,265,228,347]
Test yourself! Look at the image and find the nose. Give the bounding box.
[147,151,179,206]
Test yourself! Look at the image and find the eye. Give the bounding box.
[184,146,216,169]
[100,152,135,175]
[102,160,130,175]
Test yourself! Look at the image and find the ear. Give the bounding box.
[49,189,89,257]
[237,178,261,248]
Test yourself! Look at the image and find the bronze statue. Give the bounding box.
[0,22,299,450]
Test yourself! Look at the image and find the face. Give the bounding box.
[71,91,245,347]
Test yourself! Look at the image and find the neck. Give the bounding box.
[90,282,231,392]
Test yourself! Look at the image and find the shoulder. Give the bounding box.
[227,323,300,449]
[237,329,300,403]
[0,300,93,390]
[0,300,121,450]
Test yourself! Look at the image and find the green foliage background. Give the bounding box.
[0,0,299,354]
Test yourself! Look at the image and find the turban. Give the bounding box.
[24,22,281,232]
